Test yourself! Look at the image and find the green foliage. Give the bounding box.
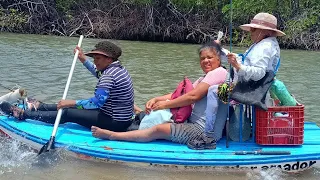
[169,0,230,12]
[222,0,277,24]
[171,0,217,8]
[220,0,320,47]
[56,0,76,13]
[0,0,319,49]
[221,0,278,45]
[0,8,28,30]
[285,9,320,36]
[124,0,152,5]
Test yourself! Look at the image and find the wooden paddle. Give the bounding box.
[38,35,84,155]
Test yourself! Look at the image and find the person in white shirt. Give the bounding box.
[227,12,285,81]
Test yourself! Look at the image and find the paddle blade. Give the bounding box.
[38,136,55,155]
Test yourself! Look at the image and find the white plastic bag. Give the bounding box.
[138,109,173,130]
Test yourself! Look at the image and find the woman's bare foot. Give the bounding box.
[91,126,114,140]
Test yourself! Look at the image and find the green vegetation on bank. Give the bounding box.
[0,0,319,50]
[0,9,27,32]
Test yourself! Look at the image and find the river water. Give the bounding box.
[0,33,320,180]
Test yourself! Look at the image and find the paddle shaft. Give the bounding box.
[46,35,84,151]
[226,0,233,148]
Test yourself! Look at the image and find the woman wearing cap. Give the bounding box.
[0,41,135,132]
[90,41,228,149]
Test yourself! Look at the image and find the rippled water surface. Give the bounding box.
[0,33,320,179]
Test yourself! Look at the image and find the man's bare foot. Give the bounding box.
[91,126,113,140]
[25,97,41,111]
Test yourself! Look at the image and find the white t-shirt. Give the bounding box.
[237,37,280,82]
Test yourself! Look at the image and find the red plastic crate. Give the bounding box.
[255,104,304,145]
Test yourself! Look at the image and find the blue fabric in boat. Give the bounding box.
[1,115,320,166]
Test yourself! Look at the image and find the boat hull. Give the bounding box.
[1,115,320,173]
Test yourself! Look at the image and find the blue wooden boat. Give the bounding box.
[1,115,320,173]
